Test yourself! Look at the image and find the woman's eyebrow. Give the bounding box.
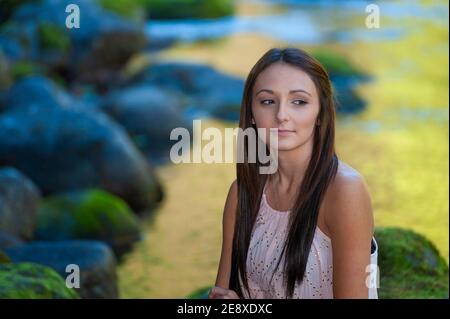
[255,89,311,97]
[289,89,311,97]
[255,89,274,96]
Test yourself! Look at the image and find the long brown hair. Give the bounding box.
[230,47,339,298]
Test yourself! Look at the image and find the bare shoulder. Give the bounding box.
[327,160,370,202]
[324,160,374,234]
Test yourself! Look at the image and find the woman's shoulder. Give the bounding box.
[330,160,368,196]
[324,160,373,231]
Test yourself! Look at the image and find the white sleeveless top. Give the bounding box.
[239,184,379,299]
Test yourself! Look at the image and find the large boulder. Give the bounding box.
[101,84,190,163]
[35,189,141,256]
[9,0,143,56]
[0,76,164,212]
[5,240,118,299]
[375,227,449,299]
[1,74,80,111]
[0,262,80,299]
[0,167,41,240]
[133,62,245,121]
[2,0,147,89]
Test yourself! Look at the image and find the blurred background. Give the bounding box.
[0,0,448,299]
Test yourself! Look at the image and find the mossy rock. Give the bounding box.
[140,0,234,20]
[312,50,364,78]
[35,189,141,256]
[376,227,448,277]
[37,22,71,52]
[186,285,212,299]
[0,250,10,264]
[5,241,119,299]
[375,227,449,298]
[0,262,80,299]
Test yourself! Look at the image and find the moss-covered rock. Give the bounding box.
[6,240,118,299]
[376,227,449,299]
[35,189,141,256]
[140,0,234,20]
[0,250,10,264]
[0,262,80,299]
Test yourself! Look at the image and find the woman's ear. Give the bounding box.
[252,118,256,125]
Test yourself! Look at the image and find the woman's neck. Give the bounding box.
[270,139,313,193]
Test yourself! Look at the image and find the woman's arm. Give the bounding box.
[326,173,374,299]
[209,179,239,298]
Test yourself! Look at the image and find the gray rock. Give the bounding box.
[2,74,76,111]
[12,0,142,53]
[102,84,190,163]
[0,167,41,240]
[0,81,163,211]
[2,0,146,90]
[5,240,118,299]
[134,62,245,121]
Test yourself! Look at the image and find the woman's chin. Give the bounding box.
[270,141,300,152]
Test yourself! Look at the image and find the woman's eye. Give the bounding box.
[293,100,307,105]
[260,99,275,105]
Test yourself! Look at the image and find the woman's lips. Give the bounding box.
[276,129,295,136]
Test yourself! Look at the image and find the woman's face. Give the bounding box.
[251,62,320,151]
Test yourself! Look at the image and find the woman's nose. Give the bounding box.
[276,102,290,122]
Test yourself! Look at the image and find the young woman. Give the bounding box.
[208,47,378,299]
